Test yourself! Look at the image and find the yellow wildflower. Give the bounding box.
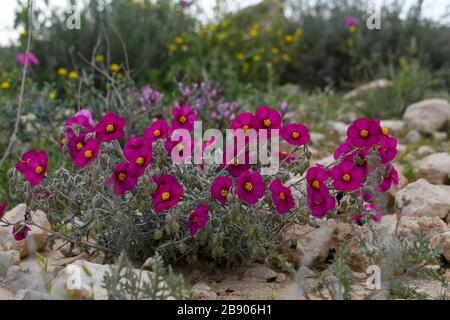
[110,63,120,72]
[250,28,258,37]
[20,30,27,37]
[1,81,10,90]
[167,44,177,52]
[95,54,104,63]
[242,62,250,73]
[349,26,356,33]
[57,68,67,76]
[265,26,273,33]
[68,71,78,80]
[285,35,294,42]
[253,54,261,62]
[116,72,123,80]
[175,36,184,44]
[49,91,56,100]
[271,47,279,55]
[221,19,231,28]
[208,24,217,32]
[217,32,227,41]
[281,54,290,61]
[236,53,245,61]
[295,28,304,37]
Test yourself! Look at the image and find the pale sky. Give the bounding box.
[0,0,448,46]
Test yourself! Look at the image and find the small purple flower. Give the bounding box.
[107,162,140,195]
[124,137,152,175]
[211,176,233,205]
[95,112,126,142]
[236,171,265,205]
[13,224,31,241]
[307,189,336,218]
[377,135,397,164]
[269,179,295,214]
[330,161,366,191]
[344,16,356,28]
[376,166,399,192]
[306,165,329,193]
[281,123,310,146]
[188,203,208,237]
[151,174,184,213]
[171,104,196,131]
[16,52,39,67]
[15,150,48,187]
[352,203,382,224]
[346,118,381,148]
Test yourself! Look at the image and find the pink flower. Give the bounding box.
[236,171,265,205]
[211,176,233,205]
[171,104,196,131]
[68,133,100,168]
[13,224,31,241]
[269,179,295,214]
[344,16,356,28]
[144,119,170,142]
[307,189,336,218]
[253,106,282,134]
[376,166,399,192]
[346,118,381,148]
[165,135,193,162]
[280,123,310,146]
[330,161,366,191]
[107,162,140,195]
[16,52,40,67]
[188,204,209,237]
[306,165,329,193]
[352,203,382,224]
[124,137,152,175]
[333,142,353,160]
[276,151,295,164]
[221,144,251,177]
[151,174,184,213]
[231,112,255,132]
[377,135,397,165]
[0,201,7,219]
[95,112,126,142]
[65,111,95,132]
[15,150,48,186]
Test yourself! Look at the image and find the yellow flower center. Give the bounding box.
[220,188,228,197]
[231,158,239,166]
[161,192,170,201]
[382,127,389,135]
[84,150,93,159]
[263,119,271,127]
[177,143,184,152]
[279,192,286,201]
[359,130,369,138]
[153,129,161,137]
[35,166,43,174]
[76,142,83,151]
[60,137,66,145]
[136,157,145,166]
[281,151,288,156]
[242,125,249,132]
[179,115,187,124]
[244,182,253,191]
[106,124,115,133]
[117,173,126,182]
[342,174,351,182]
[291,131,300,139]
[311,180,320,190]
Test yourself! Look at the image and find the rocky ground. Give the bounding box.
[1,96,449,300]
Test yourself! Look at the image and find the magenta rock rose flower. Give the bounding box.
[346,118,381,148]
[0,201,7,219]
[95,112,126,142]
[280,123,310,146]
[15,150,48,186]
[236,171,265,205]
[377,135,398,164]
[307,189,336,218]
[376,166,399,192]
[188,203,209,237]
[211,176,233,205]
[231,112,255,132]
[144,119,170,142]
[124,137,152,175]
[344,16,356,28]
[253,106,282,133]
[151,174,184,213]
[171,104,196,131]
[16,52,39,67]
[13,224,31,241]
[107,162,140,195]
[351,203,382,224]
[330,161,366,191]
[68,133,100,168]
[269,179,295,214]
[306,165,329,193]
